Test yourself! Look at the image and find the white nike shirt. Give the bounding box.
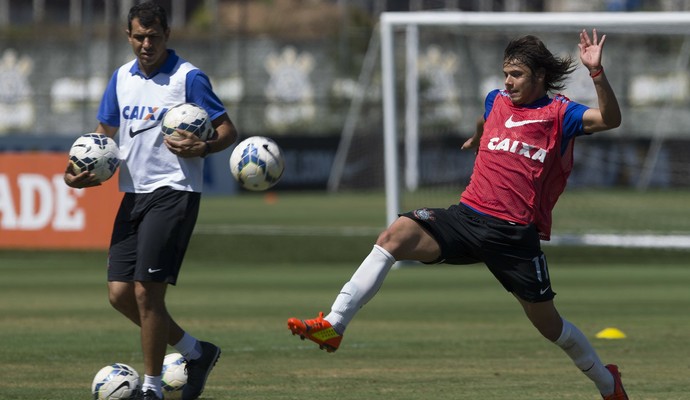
[106,54,204,193]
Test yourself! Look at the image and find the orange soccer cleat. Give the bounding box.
[602,364,629,400]
[287,312,343,353]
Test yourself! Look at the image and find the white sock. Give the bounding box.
[141,374,163,397]
[555,318,614,396]
[325,245,396,333]
[173,332,201,360]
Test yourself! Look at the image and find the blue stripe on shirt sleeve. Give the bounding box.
[563,102,589,139]
[97,70,121,127]
[561,101,589,153]
[483,89,501,120]
[185,70,227,121]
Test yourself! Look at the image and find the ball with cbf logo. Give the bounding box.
[91,363,140,400]
[161,352,187,397]
[229,136,285,191]
[160,103,214,141]
[68,133,121,183]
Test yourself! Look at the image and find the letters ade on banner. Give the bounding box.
[0,153,121,250]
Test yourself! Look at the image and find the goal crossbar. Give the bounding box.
[380,11,690,33]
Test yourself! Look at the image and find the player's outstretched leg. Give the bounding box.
[287,312,343,352]
[182,341,221,400]
[602,364,629,400]
[550,317,629,399]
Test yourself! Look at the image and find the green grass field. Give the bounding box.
[1,190,689,399]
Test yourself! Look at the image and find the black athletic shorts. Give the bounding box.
[400,203,555,303]
[108,186,201,285]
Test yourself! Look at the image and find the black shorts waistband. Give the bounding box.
[459,203,524,226]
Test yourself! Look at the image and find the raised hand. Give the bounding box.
[578,29,606,72]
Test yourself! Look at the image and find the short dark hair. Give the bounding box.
[503,35,576,93]
[128,1,169,32]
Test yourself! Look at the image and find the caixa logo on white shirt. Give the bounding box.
[121,105,169,122]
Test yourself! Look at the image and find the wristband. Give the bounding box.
[201,141,211,158]
[590,67,603,78]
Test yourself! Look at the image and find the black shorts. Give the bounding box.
[108,186,201,285]
[400,204,555,302]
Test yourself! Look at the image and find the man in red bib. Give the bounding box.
[288,29,626,399]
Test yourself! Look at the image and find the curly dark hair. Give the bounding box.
[128,1,169,32]
[503,35,576,93]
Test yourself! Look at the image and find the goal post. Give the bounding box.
[377,11,690,246]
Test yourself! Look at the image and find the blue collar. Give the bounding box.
[524,94,551,108]
[129,49,178,79]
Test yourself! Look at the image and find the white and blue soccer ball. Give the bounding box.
[161,352,187,397]
[91,363,140,400]
[160,103,214,141]
[69,133,121,183]
[229,136,285,191]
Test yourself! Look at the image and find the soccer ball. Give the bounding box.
[229,136,285,191]
[69,133,121,183]
[91,363,140,400]
[161,352,187,396]
[160,103,214,141]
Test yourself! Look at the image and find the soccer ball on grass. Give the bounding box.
[91,363,140,400]
[229,136,285,191]
[69,133,121,183]
[160,103,214,141]
[161,352,188,397]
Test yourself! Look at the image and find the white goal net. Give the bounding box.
[330,11,690,248]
